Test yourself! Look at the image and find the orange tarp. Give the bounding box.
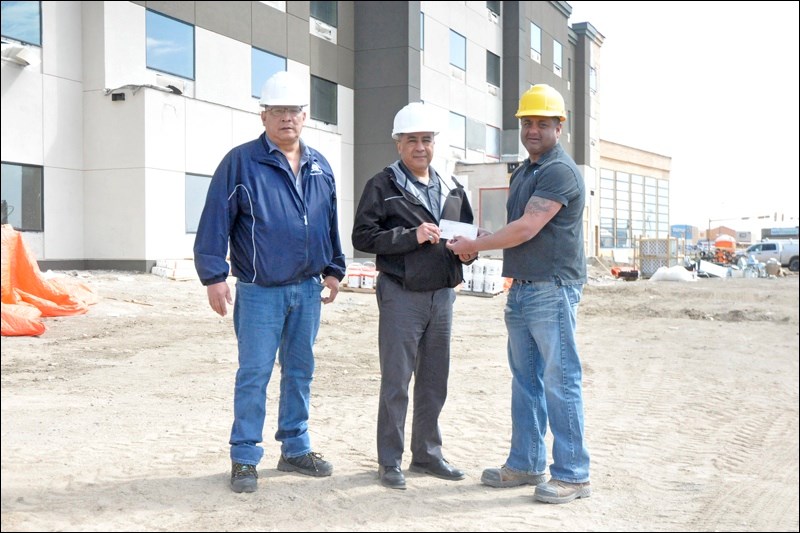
[1,224,98,336]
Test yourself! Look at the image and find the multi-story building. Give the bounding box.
[1,1,666,270]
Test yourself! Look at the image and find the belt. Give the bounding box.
[514,279,535,284]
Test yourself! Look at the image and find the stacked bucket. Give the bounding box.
[346,261,377,290]
[462,259,504,295]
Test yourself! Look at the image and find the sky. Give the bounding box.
[567,1,799,236]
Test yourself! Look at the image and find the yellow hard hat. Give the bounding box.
[515,84,566,122]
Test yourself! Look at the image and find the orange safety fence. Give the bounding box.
[1,224,98,336]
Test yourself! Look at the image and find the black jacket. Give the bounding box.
[352,162,474,291]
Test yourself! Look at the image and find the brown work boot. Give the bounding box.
[480,464,546,488]
[534,478,591,504]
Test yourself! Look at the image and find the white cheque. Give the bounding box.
[438,219,478,241]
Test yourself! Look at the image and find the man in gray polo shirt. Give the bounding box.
[447,84,591,504]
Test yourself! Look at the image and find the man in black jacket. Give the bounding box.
[352,102,477,490]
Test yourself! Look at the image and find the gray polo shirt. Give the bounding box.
[502,143,587,284]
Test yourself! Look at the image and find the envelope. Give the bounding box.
[438,219,478,240]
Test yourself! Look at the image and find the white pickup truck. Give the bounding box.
[738,240,799,272]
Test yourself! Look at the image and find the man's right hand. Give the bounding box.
[206,281,232,317]
[417,222,441,244]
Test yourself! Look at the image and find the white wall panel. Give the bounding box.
[42,1,82,82]
[43,76,83,170]
[43,167,84,259]
[83,168,145,259]
[83,90,145,170]
[104,1,146,90]
[185,100,235,176]
[144,169,185,259]
[143,91,186,172]
[231,109,264,150]
[194,28,252,110]
[0,63,44,165]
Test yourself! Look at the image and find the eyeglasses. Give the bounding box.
[266,106,304,117]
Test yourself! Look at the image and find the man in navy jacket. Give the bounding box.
[194,71,345,494]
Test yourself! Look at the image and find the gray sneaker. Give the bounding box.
[230,462,258,493]
[277,451,333,477]
[534,478,591,504]
[481,465,546,488]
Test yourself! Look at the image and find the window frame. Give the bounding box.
[553,40,562,77]
[486,50,500,87]
[449,30,466,71]
[185,173,211,233]
[530,22,541,63]
[310,1,337,28]
[1,0,41,46]
[251,48,286,99]
[449,112,466,150]
[310,75,338,126]
[1,161,44,232]
[145,9,195,81]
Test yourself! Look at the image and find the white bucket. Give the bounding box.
[484,275,504,294]
[484,259,502,277]
[462,269,473,291]
[361,261,377,290]
[347,262,362,288]
[471,259,485,293]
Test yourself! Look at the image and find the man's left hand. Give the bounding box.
[321,275,339,304]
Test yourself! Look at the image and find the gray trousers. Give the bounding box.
[375,275,455,467]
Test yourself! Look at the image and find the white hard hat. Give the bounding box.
[391,102,440,140]
[259,71,308,107]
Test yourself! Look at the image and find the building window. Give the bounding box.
[466,118,485,153]
[311,75,337,125]
[185,173,211,233]
[486,51,500,87]
[530,23,541,63]
[553,40,562,77]
[310,1,337,28]
[567,110,573,137]
[1,162,43,231]
[486,1,500,17]
[251,48,286,99]
[1,0,41,46]
[486,125,501,159]
[449,112,466,150]
[449,30,466,71]
[420,12,424,50]
[479,187,509,236]
[146,9,194,80]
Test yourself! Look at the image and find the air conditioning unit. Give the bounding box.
[451,66,464,81]
[315,21,332,37]
[488,84,498,96]
[310,18,337,43]
[488,10,499,24]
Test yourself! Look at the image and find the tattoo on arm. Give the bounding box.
[524,196,554,216]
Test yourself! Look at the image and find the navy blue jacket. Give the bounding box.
[194,132,346,287]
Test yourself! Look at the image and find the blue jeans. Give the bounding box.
[230,277,322,465]
[503,280,590,483]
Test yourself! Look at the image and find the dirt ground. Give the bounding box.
[1,267,798,532]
